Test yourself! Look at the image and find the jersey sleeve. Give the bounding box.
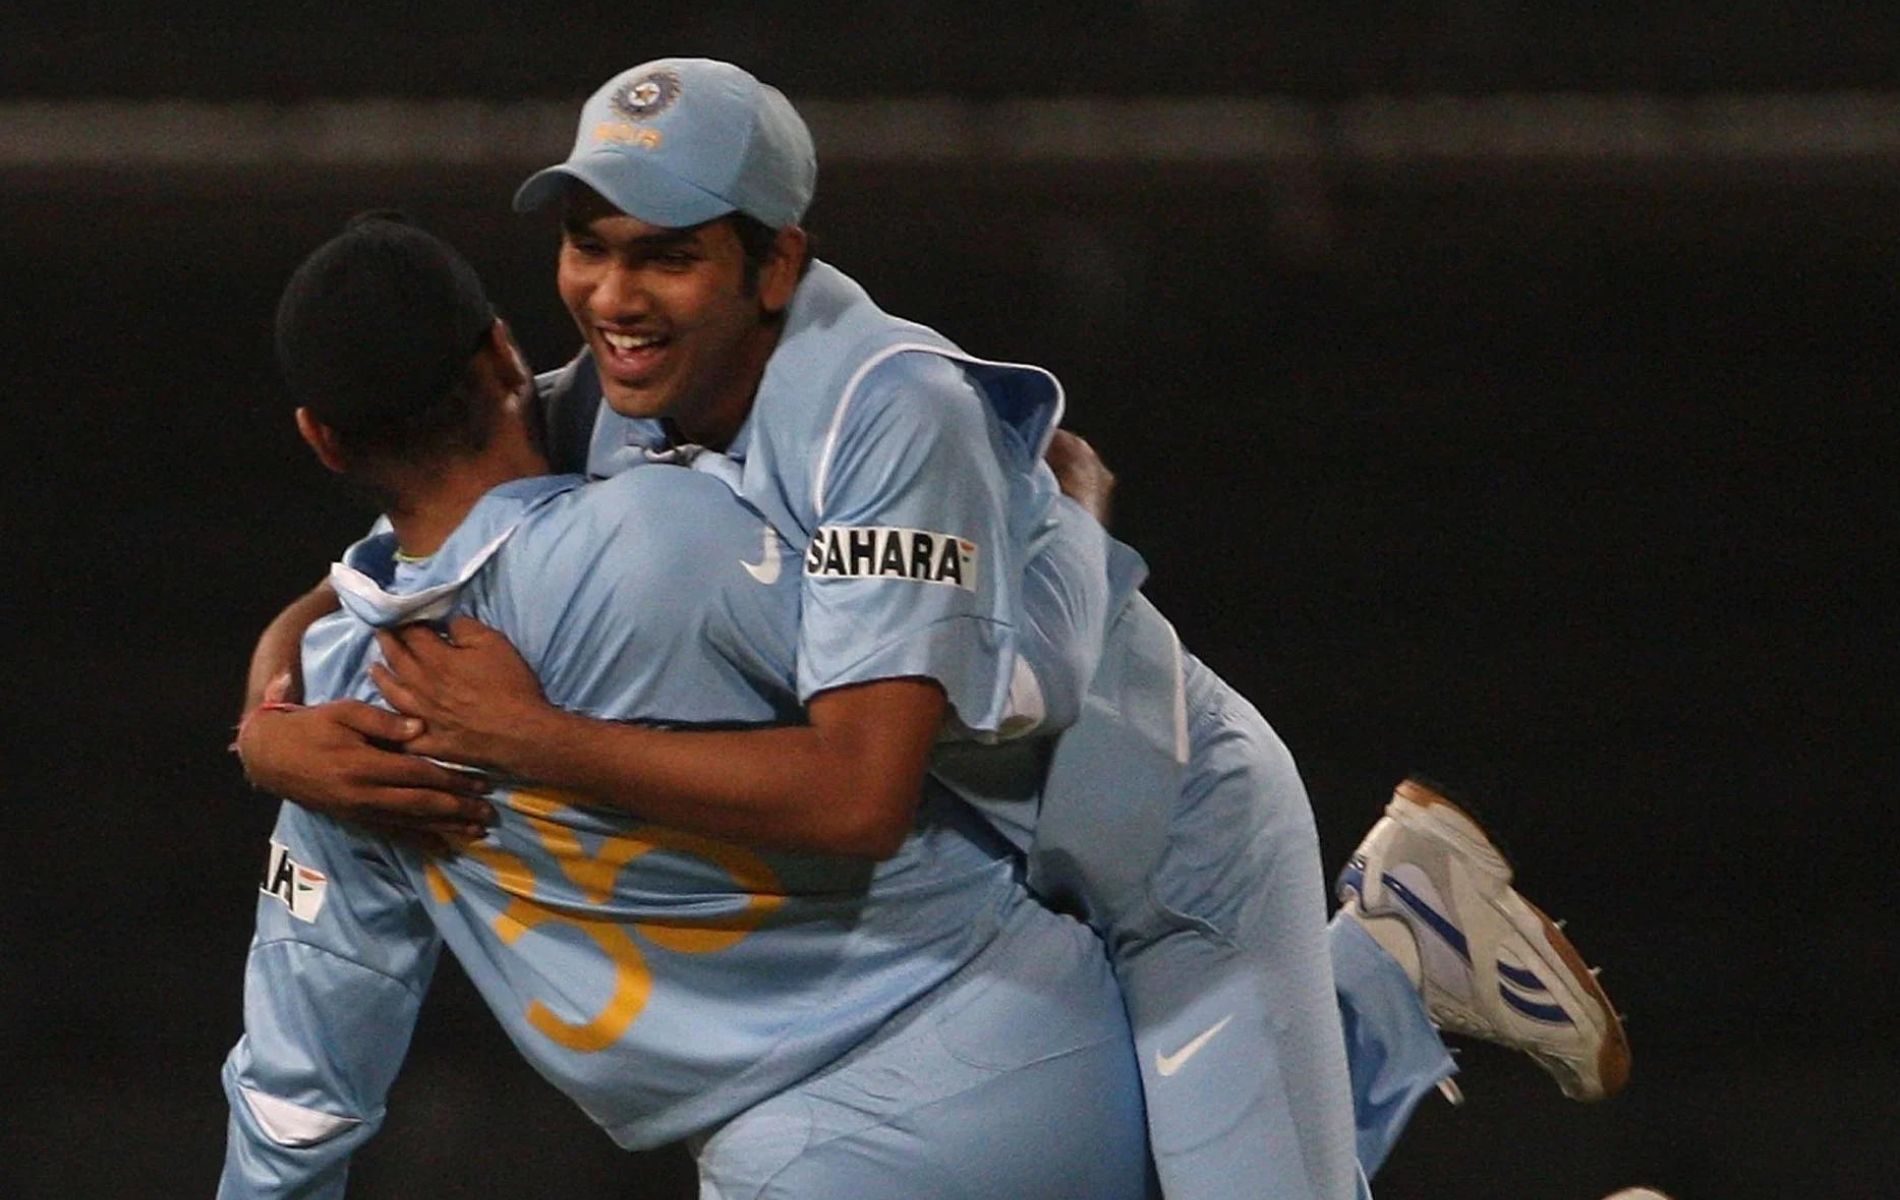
[797,353,1023,733]
[1013,491,1116,734]
[218,804,441,1199]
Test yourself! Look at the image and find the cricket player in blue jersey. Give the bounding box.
[222,215,1152,1199]
[238,60,1628,1200]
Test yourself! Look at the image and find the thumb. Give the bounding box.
[329,699,425,743]
[443,615,496,646]
[260,669,297,705]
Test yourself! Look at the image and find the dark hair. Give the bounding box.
[726,212,813,293]
[328,346,498,470]
[276,213,499,468]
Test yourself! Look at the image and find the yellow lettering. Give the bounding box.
[593,122,663,150]
[629,828,785,954]
[523,919,651,1052]
[423,789,783,1053]
[422,860,456,905]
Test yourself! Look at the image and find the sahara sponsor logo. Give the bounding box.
[804,525,978,592]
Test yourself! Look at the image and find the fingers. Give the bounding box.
[348,818,449,857]
[374,626,423,677]
[1044,427,1084,460]
[367,662,427,720]
[377,621,470,684]
[354,785,496,831]
[315,702,494,817]
[242,698,501,841]
[346,756,494,810]
[370,623,477,711]
[348,817,468,859]
[396,622,449,658]
[1043,427,1116,525]
[352,788,502,857]
[398,727,465,765]
[328,697,425,743]
[314,776,494,839]
[443,615,497,646]
[260,669,297,706]
[1045,428,1098,471]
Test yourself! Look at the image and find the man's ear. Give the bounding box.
[485,317,531,396]
[758,225,809,316]
[295,408,349,474]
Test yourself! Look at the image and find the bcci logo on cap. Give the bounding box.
[610,69,682,122]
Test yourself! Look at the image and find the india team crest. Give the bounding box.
[610,69,682,121]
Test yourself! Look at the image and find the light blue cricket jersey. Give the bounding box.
[540,260,1118,746]
[221,468,1027,1198]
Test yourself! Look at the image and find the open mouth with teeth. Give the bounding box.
[597,327,670,379]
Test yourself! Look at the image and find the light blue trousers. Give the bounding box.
[704,596,1454,1199]
[1033,596,1453,1200]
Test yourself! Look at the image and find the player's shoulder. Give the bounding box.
[514,461,718,515]
[839,350,989,438]
[488,468,782,636]
[594,463,758,526]
[524,466,769,564]
[857,349,983,404]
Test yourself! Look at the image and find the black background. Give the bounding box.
[4,11,1895,1199]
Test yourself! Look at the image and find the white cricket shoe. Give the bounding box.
[1601,1189,1674,1199]
[1337,777,1632,1101]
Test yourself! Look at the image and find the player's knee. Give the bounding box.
[232,1082,365,1147]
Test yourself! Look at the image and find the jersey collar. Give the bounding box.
[331,475,583,627]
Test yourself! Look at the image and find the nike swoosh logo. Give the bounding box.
[1155,1014,1233,1077]
[742,526,781,584]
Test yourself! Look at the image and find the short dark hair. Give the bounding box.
[275,213,498,466]
[726,212,813,293]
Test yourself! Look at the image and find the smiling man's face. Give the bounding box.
[556,186,798,448]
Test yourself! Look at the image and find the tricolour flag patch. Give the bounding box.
[260,839,329,924]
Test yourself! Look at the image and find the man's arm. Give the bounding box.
[372,617,943,860]
[368,359,1027,857]
[220,807,441,1198]
[236,582,494,844]
[357,365,1091,856]
[361,417,1113,859]
[241,580,338,712]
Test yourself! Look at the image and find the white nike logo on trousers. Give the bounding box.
[1155,1014,1234,1077]
[742,526,781,584]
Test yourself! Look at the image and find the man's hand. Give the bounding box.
[236,700,496,849]
[370,617,558,773]
[1045,429,1115,527]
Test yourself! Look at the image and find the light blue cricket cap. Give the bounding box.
[513,58,815,229]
